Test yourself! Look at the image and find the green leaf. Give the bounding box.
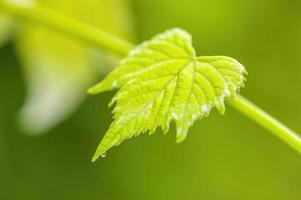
[88,28,247,161]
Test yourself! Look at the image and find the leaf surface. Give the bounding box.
[89,28,247,161]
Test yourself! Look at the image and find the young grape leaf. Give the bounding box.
[88,28,247,161]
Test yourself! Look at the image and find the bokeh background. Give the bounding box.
[1,0,301,199]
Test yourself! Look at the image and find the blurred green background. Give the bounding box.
[1,0,301,199]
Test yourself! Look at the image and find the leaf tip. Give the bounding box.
[87,86,98,95]
[176,135,186,144]
[91,150,107,162]
[91,156,98,162]
[87,83,105,95]
[176,126,188,143]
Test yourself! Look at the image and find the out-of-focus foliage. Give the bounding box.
[0,15,12,46]
[1,0,135,134]
[0,0,301,200]
[89,28,246,161]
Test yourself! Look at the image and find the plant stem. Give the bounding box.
[0,1,134,55]
[229,95,301,154]
[1,2,301,154]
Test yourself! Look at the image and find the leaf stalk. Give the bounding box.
[229,95,301,154]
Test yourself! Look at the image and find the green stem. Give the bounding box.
[1,2,301,154]
[0,1,134,54]
[229,95,301,154]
